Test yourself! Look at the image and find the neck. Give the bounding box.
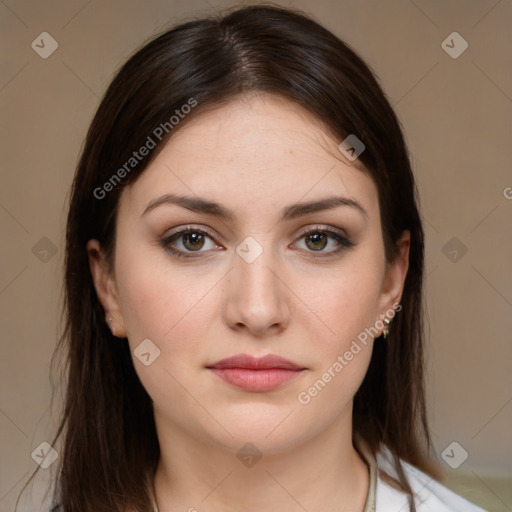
[152,408,370,512]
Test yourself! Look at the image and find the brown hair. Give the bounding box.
[17,4,443,511]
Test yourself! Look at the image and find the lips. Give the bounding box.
[207,353,305,371]
[206,354,306,392]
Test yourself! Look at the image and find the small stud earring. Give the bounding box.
[106,315,116,336]
[382,318,391,339]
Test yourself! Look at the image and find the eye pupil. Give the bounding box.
[183,232,205,251]
[306,232,327,251]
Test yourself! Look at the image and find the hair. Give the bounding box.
[16,3,444,511]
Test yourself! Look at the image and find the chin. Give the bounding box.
[202,409,314,456]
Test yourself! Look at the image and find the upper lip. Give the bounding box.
[206,353,305,370]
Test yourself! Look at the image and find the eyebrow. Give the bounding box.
[141,193,368,221]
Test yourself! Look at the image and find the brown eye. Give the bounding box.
[293,228,355,256]
[160,228,221,259]
[181,231,206,251]
[304,232,329,251]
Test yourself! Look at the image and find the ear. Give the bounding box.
[86,239,127,338]
[377,230,410,320]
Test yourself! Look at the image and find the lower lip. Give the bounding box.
[208,368,304,392]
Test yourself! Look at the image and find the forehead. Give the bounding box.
[119,93,380,224]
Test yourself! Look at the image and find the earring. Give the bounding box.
[106,315,116,336]
[382,318,391,339]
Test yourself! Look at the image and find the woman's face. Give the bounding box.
[88,93,409,455]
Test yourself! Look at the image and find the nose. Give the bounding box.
[222,241,291,337]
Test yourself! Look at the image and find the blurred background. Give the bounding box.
[1,0,511,510]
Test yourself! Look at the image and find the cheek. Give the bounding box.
[295,266,381,416]
[114,242,225,389]
[114,226,205,330]
[299,259,384,356]
[114,256,218,420]
[296,343,373,434]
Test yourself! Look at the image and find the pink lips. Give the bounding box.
[206,354,306,392]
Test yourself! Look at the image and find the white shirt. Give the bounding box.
[355,435,488,512]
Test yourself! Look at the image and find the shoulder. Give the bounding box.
[374,445,488,512]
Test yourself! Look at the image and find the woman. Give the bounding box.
[18,4,486,512]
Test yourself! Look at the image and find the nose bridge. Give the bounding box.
[236,234,282,302]
[224,233,289,333]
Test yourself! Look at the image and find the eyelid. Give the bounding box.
[164,224,220,243]
[295,223,348,239]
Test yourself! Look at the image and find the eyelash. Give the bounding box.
[159,225,356,260]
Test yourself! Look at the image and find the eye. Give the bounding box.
[160,227,221,259]
[292,227,355,256]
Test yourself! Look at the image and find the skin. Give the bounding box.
[88,93,410,512]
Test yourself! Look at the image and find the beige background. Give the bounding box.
[1,0,511,511]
